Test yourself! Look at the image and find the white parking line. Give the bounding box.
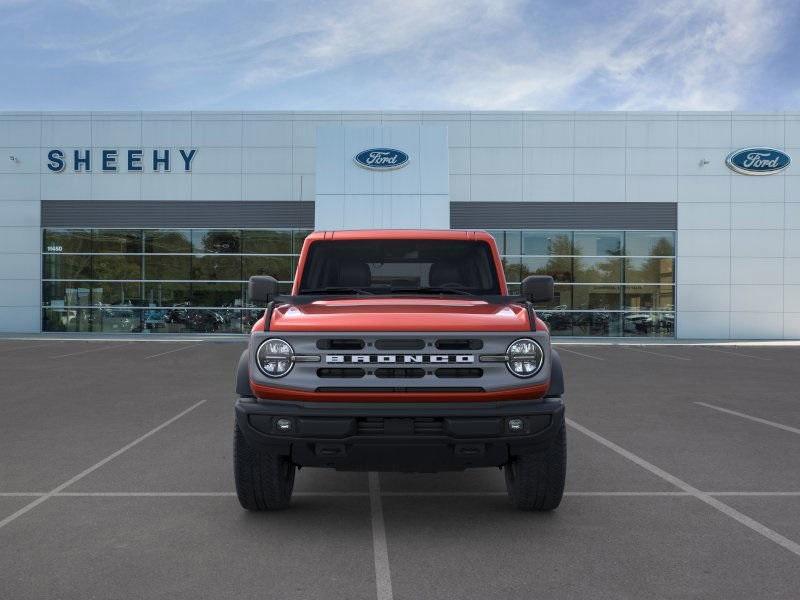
[566,417,800,558]
[695,402,800,436]
[0,400,206,531]
[50,343,132,358]
[143,344,202,360]
[623,346,691,361]
[695,347,770,361]
[369,473,394,600]
[557,347,605,361]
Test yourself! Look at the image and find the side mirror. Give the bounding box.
[248,276,279,303]
[521,275,554,303]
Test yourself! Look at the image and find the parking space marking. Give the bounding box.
[143,344,203,359]
[50,343,133,358]
[369,473,394,600]
[622,346,691,361]
[695,347,771,361]
[695,402,800,436]
[567,418,800,558]
[0,400,206,531]
[557,347,605,361]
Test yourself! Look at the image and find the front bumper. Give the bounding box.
[235,397,564,472]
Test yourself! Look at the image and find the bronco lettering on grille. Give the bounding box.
[326,354,474,364]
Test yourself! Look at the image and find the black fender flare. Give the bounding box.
[546,348,564,398]
[235,348,254,398]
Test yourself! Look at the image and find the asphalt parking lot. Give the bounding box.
[1,338,800,599]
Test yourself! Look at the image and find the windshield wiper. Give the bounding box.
[389,287,477,296]
[299,287,375,295]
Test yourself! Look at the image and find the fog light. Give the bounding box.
[507,417,525,432]
[275,418,293,432]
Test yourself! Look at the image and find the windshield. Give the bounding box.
[298,239,501,296]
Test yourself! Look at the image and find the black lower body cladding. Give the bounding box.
[234,397,564,472]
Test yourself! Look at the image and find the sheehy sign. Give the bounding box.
[46,148,197,172]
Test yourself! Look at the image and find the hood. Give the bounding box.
[269,297,531,332]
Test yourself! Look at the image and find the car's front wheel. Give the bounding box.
[234,422,295,510]
[504,419,566,511]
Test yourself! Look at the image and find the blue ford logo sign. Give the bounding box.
[354,148,409,170]
[726,147,790,175]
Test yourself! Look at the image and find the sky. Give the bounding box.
[1,0,798,111]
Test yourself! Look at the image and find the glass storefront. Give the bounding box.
[42,228,309,334]
[42,228,675,337]
[491,229,675,337]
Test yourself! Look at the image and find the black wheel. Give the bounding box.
[234,422,295,510]
[505,419,566,511]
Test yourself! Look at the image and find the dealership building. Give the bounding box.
[0,110,798,339]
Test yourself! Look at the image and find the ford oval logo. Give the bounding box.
[726,147,790,175]
[354,148,409,170]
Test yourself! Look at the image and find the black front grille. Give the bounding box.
[374,367,426,379]
[435,339,483,350]
[316,386,484,393]
[434,368,483,378]
[375,338,426,350]
[317,368,366,378]
[316,338,365,350]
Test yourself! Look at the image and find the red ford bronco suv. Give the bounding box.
[234,230,565,510]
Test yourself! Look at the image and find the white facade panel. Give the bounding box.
[626,120,677,148]
[677,257,731,285]
[627,148,677,175]
[573,175,625,202]
[91,120,142,147]
[470,120,522,147]
[676,311,729,339]
[0,307,39,333]
[523,148,573,175]
[730,312,783,339]
[523,120,573,147]
[732,119,785,149]
[141,174,191,200]
[574,148,625,175]
[731,230,784,257]
[731,258,782,285]
[677,284,730,312]
[141,119,192,147]
[677,230,731,257]
[677,119,732,148]
[523,174,573,202]
[731,203,784,229]
[243,174,292,201]
[678,203,730,229]
[0,119,42,147]
[574,120,626,147]
[677,176,730,203]
[471,174,522,202]
[626,176,677,203]
[0,173,39,201]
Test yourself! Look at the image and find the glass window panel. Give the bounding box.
[293,230,313,254]
[44,281,142,307]
[504,230,521,255]
[43,228,92,253]
[538,310,573,337]
[242,230,292,254]
[574,231,623,256]
[503,258,524,283]
[191,255,242,281]
[574,257,622,283]
[93,307,143,333]
[572,285,622,310]
[623,312,675,337]
[572,311,621,336]
[522,231,572,256]
[625,231,675,256]
[42,307,94,332]
[624,285,674,311]
[485,230,505,254]
[531,285,572,310]
[190,283,244,307]
[93,229,142,253]
[92,255,142,280]
[144,230,192,253]
[243,256,293,281]
[43,254,92,279]
[143,282,191,307]
[144,255,191,280]
[163,308,240,333]
[192,229,241,254]
[625,257,674,284]
[521,256,573,283]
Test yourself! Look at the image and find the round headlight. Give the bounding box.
[256,338,294,378]
[506,338,544,378]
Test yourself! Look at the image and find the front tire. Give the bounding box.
[505,419,566,511]
[234,422,295,510]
